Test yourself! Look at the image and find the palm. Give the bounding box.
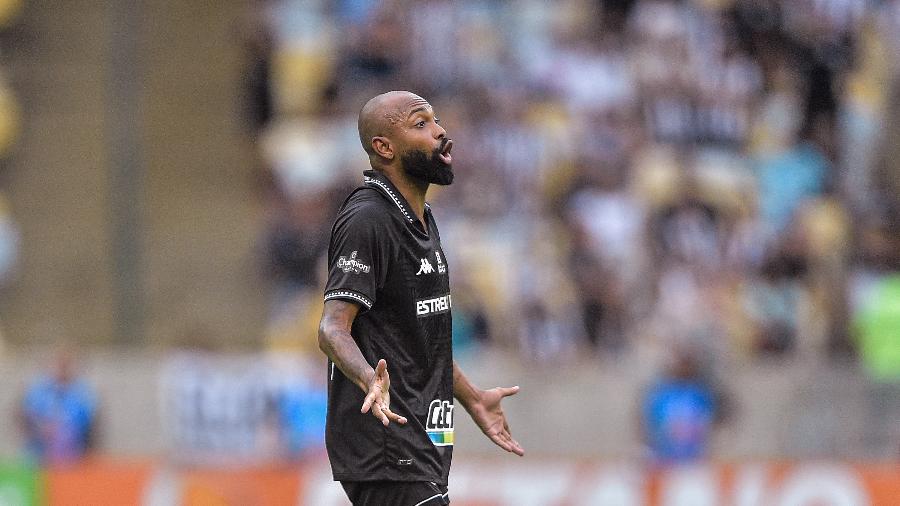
[471,386,524,456]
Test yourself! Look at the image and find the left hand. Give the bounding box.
[361,359,407,426]
[469,385,524,456]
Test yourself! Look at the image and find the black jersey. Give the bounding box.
[323,170,454,485]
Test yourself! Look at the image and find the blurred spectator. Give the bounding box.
[854,273,900,384]
[17,349,98,465]
[270,355,327,461]
[567,157,646,278]
[754,130,831,242]
[566,219,628,353]
[852,270,900,457]
[647,175,729,271]
[0,193,19,286]
[741,256,805,355]
[0,193,19,353]
[262,189,334,349]
[449,282,493,356]
[640,345,726,465]
[330,6,408,104]
[519,298,578,363]
[237,0,275,138]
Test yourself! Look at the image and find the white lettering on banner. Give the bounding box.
[733,465,767,506]
[302,468,350,506]
[579,466,645,506]
[775,465,869,506]
[663,467,719,506]
[296,460,880,506]
[416,294,451,316]
[442,462,872,506]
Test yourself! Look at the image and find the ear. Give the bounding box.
[372,136,394,160]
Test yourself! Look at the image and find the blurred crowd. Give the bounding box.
[245,0,900,375]
[239,0,900,462]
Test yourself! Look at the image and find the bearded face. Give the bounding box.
[400,138,454,186]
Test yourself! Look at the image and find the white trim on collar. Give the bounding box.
[364,175,416,223]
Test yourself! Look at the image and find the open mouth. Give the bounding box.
[438,139,453,165]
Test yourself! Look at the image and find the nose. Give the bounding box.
[434,122,446,139]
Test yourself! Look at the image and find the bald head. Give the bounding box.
[358,91,429,157]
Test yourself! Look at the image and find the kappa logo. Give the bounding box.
[337,251,370,274]
[416,257,434,276]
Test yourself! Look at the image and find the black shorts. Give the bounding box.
[340,480,450,506]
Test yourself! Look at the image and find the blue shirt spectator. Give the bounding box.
[756,141,830,237]
[18,353,97,465]
[642,352,718,464]
[278,376,327,459]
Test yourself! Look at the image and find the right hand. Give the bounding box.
[361,359,408,426]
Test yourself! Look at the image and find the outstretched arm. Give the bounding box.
[318,299,407,426]
[453,360,524,456]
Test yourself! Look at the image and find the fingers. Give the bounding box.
[362,398,407,426]
[374,358,387,378]
[361,389,377,414]
[498,428,524,456]
[502,418,523,454]
[485,417,524,456]
[362,360,404,425]
[376,402,398,426]
[500,385,520,398]
[507,434,525,456]
[381,405,408,425]
[489,429,525,456]
[489,431,510,451]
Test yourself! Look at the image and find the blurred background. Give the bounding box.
[0,0,898,504]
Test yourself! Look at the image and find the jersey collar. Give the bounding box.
[363,170,430,225]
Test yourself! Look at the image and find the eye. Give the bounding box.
[434,117,441,124]
[416,121,425,128]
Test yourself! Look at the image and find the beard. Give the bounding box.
[400,141,454,186]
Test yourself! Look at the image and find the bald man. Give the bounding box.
[318,91,523,505]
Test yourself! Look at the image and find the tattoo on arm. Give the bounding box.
[318,300,374,392]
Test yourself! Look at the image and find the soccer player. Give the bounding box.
[318,91,524,505]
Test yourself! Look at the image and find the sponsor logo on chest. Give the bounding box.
[416,294,452,316]
[426,399,454,446]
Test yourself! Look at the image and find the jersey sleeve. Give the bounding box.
[323,199,391,311]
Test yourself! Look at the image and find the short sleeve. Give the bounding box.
[323,198,391,311]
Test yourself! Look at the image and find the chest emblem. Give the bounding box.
[416,257,435,275]
[416,252,446,276]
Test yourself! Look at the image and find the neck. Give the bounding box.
[381,166,429,225]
